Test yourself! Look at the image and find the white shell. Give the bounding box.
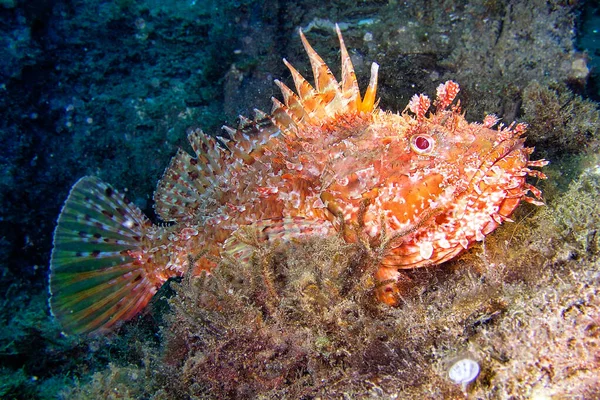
[448,358,480,385]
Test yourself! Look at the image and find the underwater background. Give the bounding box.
[1,0,599,398]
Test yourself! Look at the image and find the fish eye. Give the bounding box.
[410,134,434,154]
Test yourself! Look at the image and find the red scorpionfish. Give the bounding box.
[50,25,548,335]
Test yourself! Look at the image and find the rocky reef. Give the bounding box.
[0,0,598,398]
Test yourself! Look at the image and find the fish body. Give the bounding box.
[49,26,547,335]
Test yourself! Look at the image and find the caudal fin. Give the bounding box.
[50,176,156,335]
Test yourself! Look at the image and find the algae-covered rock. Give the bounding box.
[522,81,600,154]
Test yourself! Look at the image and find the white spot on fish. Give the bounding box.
[419,241,434,259]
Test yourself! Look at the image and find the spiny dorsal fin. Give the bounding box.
[272,25,380,134]
[336,24,360,109]
[360,62,379,113]
[274,79,306,123]
[282,58,317,102]
[224,109,281,157]
[299,28,341,97]
[237,115,253,130]
[154,129,226,222]
[154,111,281,222]
[223,109,278,150]
[50,176,157,335]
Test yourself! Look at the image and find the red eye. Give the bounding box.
[415,136,430,150]
[410,134,434,154]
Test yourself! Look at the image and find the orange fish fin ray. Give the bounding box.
[274,79,306,122]
[219,131,255,165]
[271,97,299,136]
[237,109,282,159]
[282,58,317,102]
[188,128,225,176]
[50,176,158,335]
[299,28,341,96]
[236,115,253,131]
[221,109,280,161]
[359,62,379,113]
[253,108,270,121]
[335,23,360,109]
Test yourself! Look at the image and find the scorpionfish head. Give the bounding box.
[353,82,548,305]
[327,82,546,280]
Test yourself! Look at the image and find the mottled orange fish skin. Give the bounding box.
[145,28,547,306]
[48,26,549,336]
